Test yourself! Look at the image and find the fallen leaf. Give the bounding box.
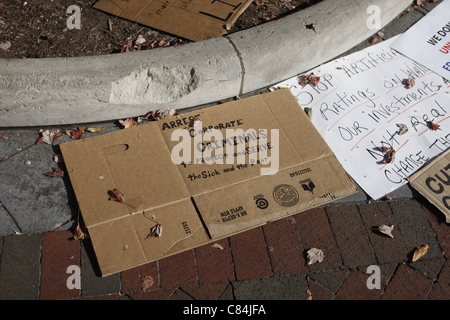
[150,223,162,237]
[34,136,44,145]
[108,188,125,203]
[306,289,313,300]
[73,221,88,240]
[378,224,394,238]
[403,77,415,89]
[369,35,379,45]
[211,243,224,250]
[0,156,9,162]
[24,160,32,165]
[306,248,324,265]
[304,107,313,119]
[120,118,137,129]
[412,244,429,262]
[396,123,408,135]
[141,276,154,290]
[0,40,11,51]
[65,129,83,140]
[378,147,396,164]
[158,108,177,119]
[427,121,441,131]
[0,135,8,139]
[86,127,106,133]
[299,73,320,87]
[43,167,64,177]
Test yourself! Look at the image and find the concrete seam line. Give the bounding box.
[224,34,245,97]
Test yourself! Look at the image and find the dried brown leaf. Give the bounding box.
[0,135,8,139]
[108,188,125,203]
[404,77,416,89]
[396,123,409,135]
[141,276,154,290]
[0,156,9,162]
[412,244,429,262]
[65,129,83,140]
[427,121,441,131]
[73,221,88,240]
[86,127,106,133]
[120,118,137,129]
[43,167,64,177]
[150,223,162,237]
[306,248,324,265]
[189,116,201,127]
[378,224,394,238]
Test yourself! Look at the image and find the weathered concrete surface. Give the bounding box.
[0,0,412,127]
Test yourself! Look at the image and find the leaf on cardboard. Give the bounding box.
[306,248,324,265]
[150,223,163,237]
[378,224,394,238]
[396,123,408,135]
[412,244,429,262]
[427,121,441,131]
[108,188,125,203]
[43,167,64,177]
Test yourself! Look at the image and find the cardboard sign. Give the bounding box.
[93,0,253,41]
[409,148,450,224]
[60,89,357,276]
[391,0,450,81]
[271,35,450,200]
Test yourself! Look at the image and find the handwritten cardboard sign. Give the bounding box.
[93,0,252,41]
[391,0,450,80]
[271,35,450,200]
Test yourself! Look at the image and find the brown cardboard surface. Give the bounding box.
[93,0,253,41]
[60,89,357,276]
[408,149,450,224]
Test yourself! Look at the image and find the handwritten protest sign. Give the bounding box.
[271,35,450,200]
[391,0,450,80]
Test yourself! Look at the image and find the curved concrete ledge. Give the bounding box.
[0,0,412,127]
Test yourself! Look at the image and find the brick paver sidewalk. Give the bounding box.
[0,197,449,300]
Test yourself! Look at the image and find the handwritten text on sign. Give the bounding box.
[272,35,450,199]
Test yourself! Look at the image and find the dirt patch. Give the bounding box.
[0,0,322,59]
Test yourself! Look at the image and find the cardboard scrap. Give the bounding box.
[409,148,450,224]
[60,89,357,276]
[93,0,253,41]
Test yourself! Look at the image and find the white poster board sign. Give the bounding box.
[272,36,450,200]
[391,0,450,80]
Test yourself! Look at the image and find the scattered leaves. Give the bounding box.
[412,244,429,262]
[141,276,155,290]
[396,123,409,135]
[40,130,64,145]
[306,248,324,265]
[378,224,394,238]
[43,167,64,177]
[403,77,415,89]
[299,73,320,87]
[427,121,441,131]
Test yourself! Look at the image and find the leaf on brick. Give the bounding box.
[412,244,429,262]
[306,248,324,265]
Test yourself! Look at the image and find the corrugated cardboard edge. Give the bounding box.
[408,149,450,224]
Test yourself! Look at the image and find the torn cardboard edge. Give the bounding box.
[93,0,253,41]
[60,89,357,276]
[408,148,450,224]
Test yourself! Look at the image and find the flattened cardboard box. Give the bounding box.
[93,0,253,41]
[409,148,450,224]
[60,89,357,276]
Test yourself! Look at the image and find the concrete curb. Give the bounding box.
[0,0,412,127]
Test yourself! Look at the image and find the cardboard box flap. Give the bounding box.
[408,149,450,224]
[60,123,191,227]
[93,0,253,42]
[88,199,210,276]
[194,154,357,238]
